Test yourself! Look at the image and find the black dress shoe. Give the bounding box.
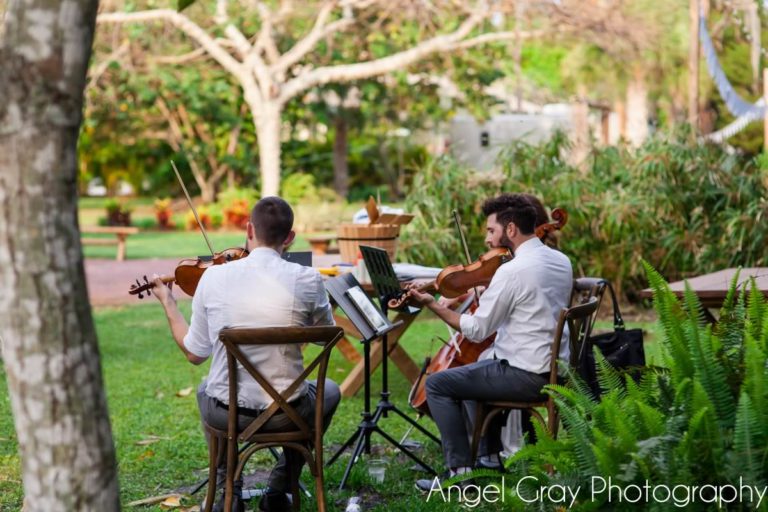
[209,492,244,512]
[415,472,473,493]
[258,489,291,512]
[475,454,504,472]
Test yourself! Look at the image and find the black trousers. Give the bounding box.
[425,359,547,468]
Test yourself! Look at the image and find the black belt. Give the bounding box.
[496,357,551,379]
[214,397,304,417]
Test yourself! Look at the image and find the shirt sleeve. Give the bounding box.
[309,273,335,327]
[183,270,213,359]
[459,269,517,342]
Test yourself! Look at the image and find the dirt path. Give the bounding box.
[85,254,342,307]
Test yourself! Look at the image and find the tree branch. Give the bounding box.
[275,1,355,74]
[254,1,281,64]
[97,10,246,82]
[448,28,549,50]
[87,40,130,88]
[278,3,486,104]
[148,39,239,65]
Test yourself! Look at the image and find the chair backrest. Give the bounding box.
[571,278,607,351]
[217,325,345,443]
[548,297,600,385]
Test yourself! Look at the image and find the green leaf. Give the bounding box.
[177,0,195,12]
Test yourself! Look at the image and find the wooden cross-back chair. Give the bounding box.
[469,297,600,460]
[570,277,608,363]
[203,325,344,512]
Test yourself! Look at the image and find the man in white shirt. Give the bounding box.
[406,196,573,489]
[151,197,338,512]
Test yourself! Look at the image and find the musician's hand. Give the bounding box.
[437,295,460,308]
[151,274,174,307]
[406,288,435,306]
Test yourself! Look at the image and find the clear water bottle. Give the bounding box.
[345,496,362,512]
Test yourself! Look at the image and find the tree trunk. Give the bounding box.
[626,68,649,146]
[252,102,282,198]
[332,114,349,198]
[570,86,590,171]
[0,0,120,510]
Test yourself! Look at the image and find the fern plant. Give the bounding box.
[496,263,768,510]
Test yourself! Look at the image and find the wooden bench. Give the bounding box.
[306,234,338,255]
[81,226,139,261]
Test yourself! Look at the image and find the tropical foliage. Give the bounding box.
[496,265,768,510]
[400,131,768,297]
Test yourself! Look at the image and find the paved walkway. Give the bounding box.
[85,254,343,307]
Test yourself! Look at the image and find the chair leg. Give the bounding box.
[470,403,486,463]
[315,447,326,512]
[224,437,237,512]
[279,447,300,512]
[204,435,219,512]
[550,411,560,440]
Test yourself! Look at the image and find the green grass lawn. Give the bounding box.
[0,304,658,511]
[81,231,311,260]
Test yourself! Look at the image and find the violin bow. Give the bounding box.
[452,210,481,308]
[171,160,216,258]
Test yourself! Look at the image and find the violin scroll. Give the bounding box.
[534,207,568,240]
[129,275,174,299]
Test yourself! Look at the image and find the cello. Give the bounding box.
[408,208,568,416]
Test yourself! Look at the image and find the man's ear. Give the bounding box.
[505,222,517,240]
[283,230,296,248]
[246,221,255,241]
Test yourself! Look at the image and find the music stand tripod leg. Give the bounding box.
[326,335,377,490]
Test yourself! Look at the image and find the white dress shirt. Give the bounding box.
[459,238,573,375]
[183,247,334,409]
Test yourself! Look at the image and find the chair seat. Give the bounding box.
[204,422,314,443]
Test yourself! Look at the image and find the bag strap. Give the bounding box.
[599,280,625,331]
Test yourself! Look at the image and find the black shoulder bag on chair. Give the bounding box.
[578,280,645,398]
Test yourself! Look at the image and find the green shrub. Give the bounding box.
[133,218,156,230]
[401,131,768,297]
[281,173,338,204]
[500,266,768,510]
[398,156,504,265]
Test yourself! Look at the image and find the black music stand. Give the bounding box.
[325,272,436,490]
[361,247,440,446]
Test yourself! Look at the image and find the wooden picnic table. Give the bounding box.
[334,303,422,397]
[81,226,139,262]
[327,277,426,397]
[638,267,768,312]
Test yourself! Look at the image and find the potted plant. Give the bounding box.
[217,187,258,230]
[105,198,132,226]
[185,206,213,231]
[154,198,174,230]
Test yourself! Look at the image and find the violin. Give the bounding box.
[407,206,568,416]
[128,247,249,298]
[388,248,510,309]
[390,208,568,310]
[127,161,248,299]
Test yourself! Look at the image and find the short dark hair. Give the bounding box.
[495,205,538,235]
[250,197,294,246]
[481,193,549,227]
